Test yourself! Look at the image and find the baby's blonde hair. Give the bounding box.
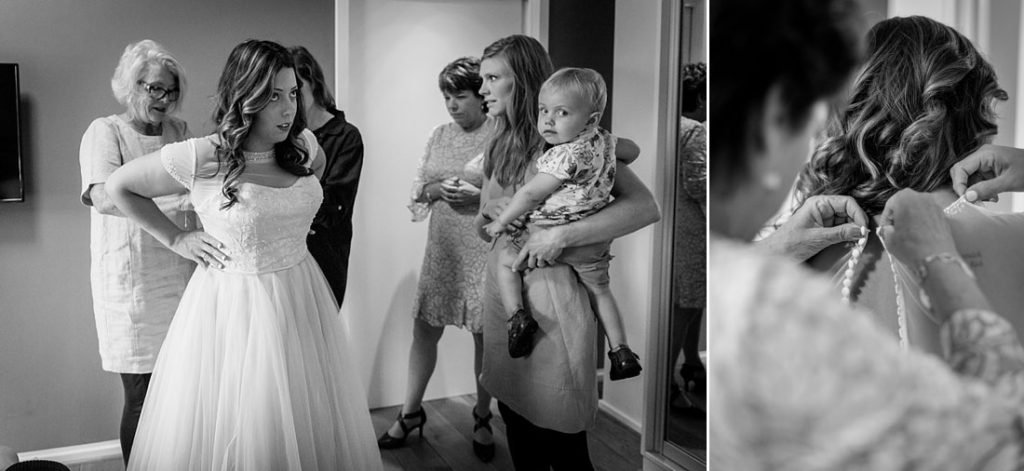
[541,67,606,115]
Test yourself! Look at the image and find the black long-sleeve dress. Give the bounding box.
[307,108,364,307]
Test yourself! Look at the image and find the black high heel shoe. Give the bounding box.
[472,408,496,462]
[675,363,706,411]
[377,408,427,449]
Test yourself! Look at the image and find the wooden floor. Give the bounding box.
[373,394,642,471]
[52,393,640,471]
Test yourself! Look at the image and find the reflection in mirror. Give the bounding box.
[666,60,706,456]
[665,0,707,466]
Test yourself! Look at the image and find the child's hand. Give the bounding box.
[484,220,507,238]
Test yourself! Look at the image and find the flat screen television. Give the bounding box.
[0,63,24,202]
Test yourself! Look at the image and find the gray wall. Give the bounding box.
[861,0,888,25]
[0,0,333,451]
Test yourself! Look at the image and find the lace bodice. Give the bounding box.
[161,131,323,274]
[195,179,321,273]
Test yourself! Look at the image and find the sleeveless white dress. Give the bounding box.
[127,130,383,470]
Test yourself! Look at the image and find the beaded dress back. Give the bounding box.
[839,196,977,352]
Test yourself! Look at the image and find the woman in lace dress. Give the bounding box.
[378,57,498,462]
[106,39,382,470]
[712,1,1024,469]
[672,62,707,410]
[798,16,1024,356]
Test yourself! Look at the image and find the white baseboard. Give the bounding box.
[599,398,643,432]
[18,439,120,466]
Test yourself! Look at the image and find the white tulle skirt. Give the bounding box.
[127,256,383,471]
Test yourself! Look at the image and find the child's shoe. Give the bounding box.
[507,308,539,358]
[607,345,642,380]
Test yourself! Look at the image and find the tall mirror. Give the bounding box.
[643,0,706,469]
[666,0,706,459]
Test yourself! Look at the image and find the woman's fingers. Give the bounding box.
[952,144,1024,200]
[511,227,564,271]
[508,217,526,231]
[838,196,870,228]
[440,187,455,201]
[173,232,229,268]
[512,247,533,271]
[808,195,869,228]
[950,157,981,196]
[200,235,229,261]
[439,181,456,201]
[877,189,957,264]
[198,248,224,269]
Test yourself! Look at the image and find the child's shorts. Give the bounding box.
[506,225,613,288]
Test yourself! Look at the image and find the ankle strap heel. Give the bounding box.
[472,408,496,462]
[377,408,427,449]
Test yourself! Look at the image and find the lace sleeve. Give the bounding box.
[679,122,706,206]
[942,309,1024,396]
[407,126,441,222]
[160,139,198,190]
[710,241,1024,470]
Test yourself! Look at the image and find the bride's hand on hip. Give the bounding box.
[950,144,1024,203]
[169,230,229,269]
[757,194,869,262]
[877,189,957,265]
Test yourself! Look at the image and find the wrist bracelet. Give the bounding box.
[915,252,975,284]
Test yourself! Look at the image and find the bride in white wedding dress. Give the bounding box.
[105,39,383,470]
[798,16,1024,356]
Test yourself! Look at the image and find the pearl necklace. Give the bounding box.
[242,150,275,162]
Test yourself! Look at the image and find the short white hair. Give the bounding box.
[110,39,186,120]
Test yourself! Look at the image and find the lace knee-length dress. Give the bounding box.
[407,119,495,332]
[673,117,706,309]
[127,130,382,470]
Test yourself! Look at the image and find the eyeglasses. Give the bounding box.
[137,81,180,102]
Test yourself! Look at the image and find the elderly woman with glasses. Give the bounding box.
[77,39,195,465]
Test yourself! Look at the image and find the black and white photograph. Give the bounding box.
[0,1,704,470]
[711,0,1024,470]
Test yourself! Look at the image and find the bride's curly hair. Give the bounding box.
[798,16,1007,216]
[210,39,311,209]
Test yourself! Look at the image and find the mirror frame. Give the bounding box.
[641,0,705,469]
